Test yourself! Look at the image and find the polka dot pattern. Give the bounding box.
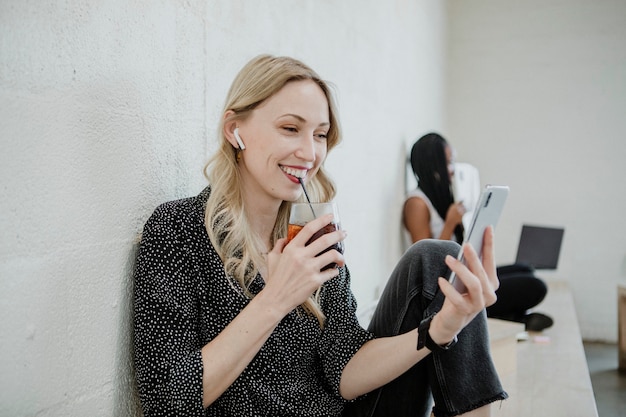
[133,186,374,416]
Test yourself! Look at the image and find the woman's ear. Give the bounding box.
[223,111,241,149]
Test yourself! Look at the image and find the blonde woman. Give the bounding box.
[133,55,507,417]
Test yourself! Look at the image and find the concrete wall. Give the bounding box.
[445,0,626,342]
[0,1,445,415]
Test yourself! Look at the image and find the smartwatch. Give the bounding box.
[417,313,458,352]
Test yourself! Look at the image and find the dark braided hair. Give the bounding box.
[409,132,464,242]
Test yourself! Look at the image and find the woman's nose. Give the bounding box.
[295,134,316,162]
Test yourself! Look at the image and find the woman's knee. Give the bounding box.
[401,239,460,294]
[405,239,460,268]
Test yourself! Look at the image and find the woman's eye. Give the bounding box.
[315,133,328,140]
[282,126,297,133]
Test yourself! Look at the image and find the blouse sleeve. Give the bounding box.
[317,266,375,400]
[133,203,205,416]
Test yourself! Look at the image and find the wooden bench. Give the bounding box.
[491,280,599,417]
[488,318,524,376]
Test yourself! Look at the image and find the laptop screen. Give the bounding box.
[515,225,565,269]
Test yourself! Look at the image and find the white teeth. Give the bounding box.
[281,166,307,179]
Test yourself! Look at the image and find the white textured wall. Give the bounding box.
[445,0,626,342]
[0,1,445,415]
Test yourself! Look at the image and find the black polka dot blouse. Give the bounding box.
[133,186,374,416]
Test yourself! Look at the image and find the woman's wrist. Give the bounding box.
[416,313,458,352]
[428,313,458,345]
[250,290,289,324]
[440,221,457,240]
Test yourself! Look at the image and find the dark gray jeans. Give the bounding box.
[343,239,508,417]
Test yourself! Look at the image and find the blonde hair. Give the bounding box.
[204,55,342,326]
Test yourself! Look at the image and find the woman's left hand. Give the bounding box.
[430,226,500,344]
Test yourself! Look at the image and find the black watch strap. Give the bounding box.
[417,313,458,352]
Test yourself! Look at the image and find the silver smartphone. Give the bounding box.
[449,185,510,293]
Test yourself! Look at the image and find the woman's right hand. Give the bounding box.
[261,213,346,315]
[431,226,500,344]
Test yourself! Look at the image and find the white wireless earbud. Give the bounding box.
[233,128,246,150]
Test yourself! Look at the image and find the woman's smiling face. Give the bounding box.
[235,79,330,205]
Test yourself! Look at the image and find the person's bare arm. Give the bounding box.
[200,292,285,406]
[338,302,459,400]
[440,202,466,240]
[338,327,439,399]
[403,197,432,242]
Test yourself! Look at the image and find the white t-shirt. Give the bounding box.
[403,188,451,251]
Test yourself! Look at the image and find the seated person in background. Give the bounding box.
[403,132,553,332]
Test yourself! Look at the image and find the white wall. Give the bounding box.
[445,0,626,342]
[0,1,446,415]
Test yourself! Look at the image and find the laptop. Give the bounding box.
[515,225,565,270]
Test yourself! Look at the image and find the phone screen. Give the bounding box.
[449,185,509,293]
